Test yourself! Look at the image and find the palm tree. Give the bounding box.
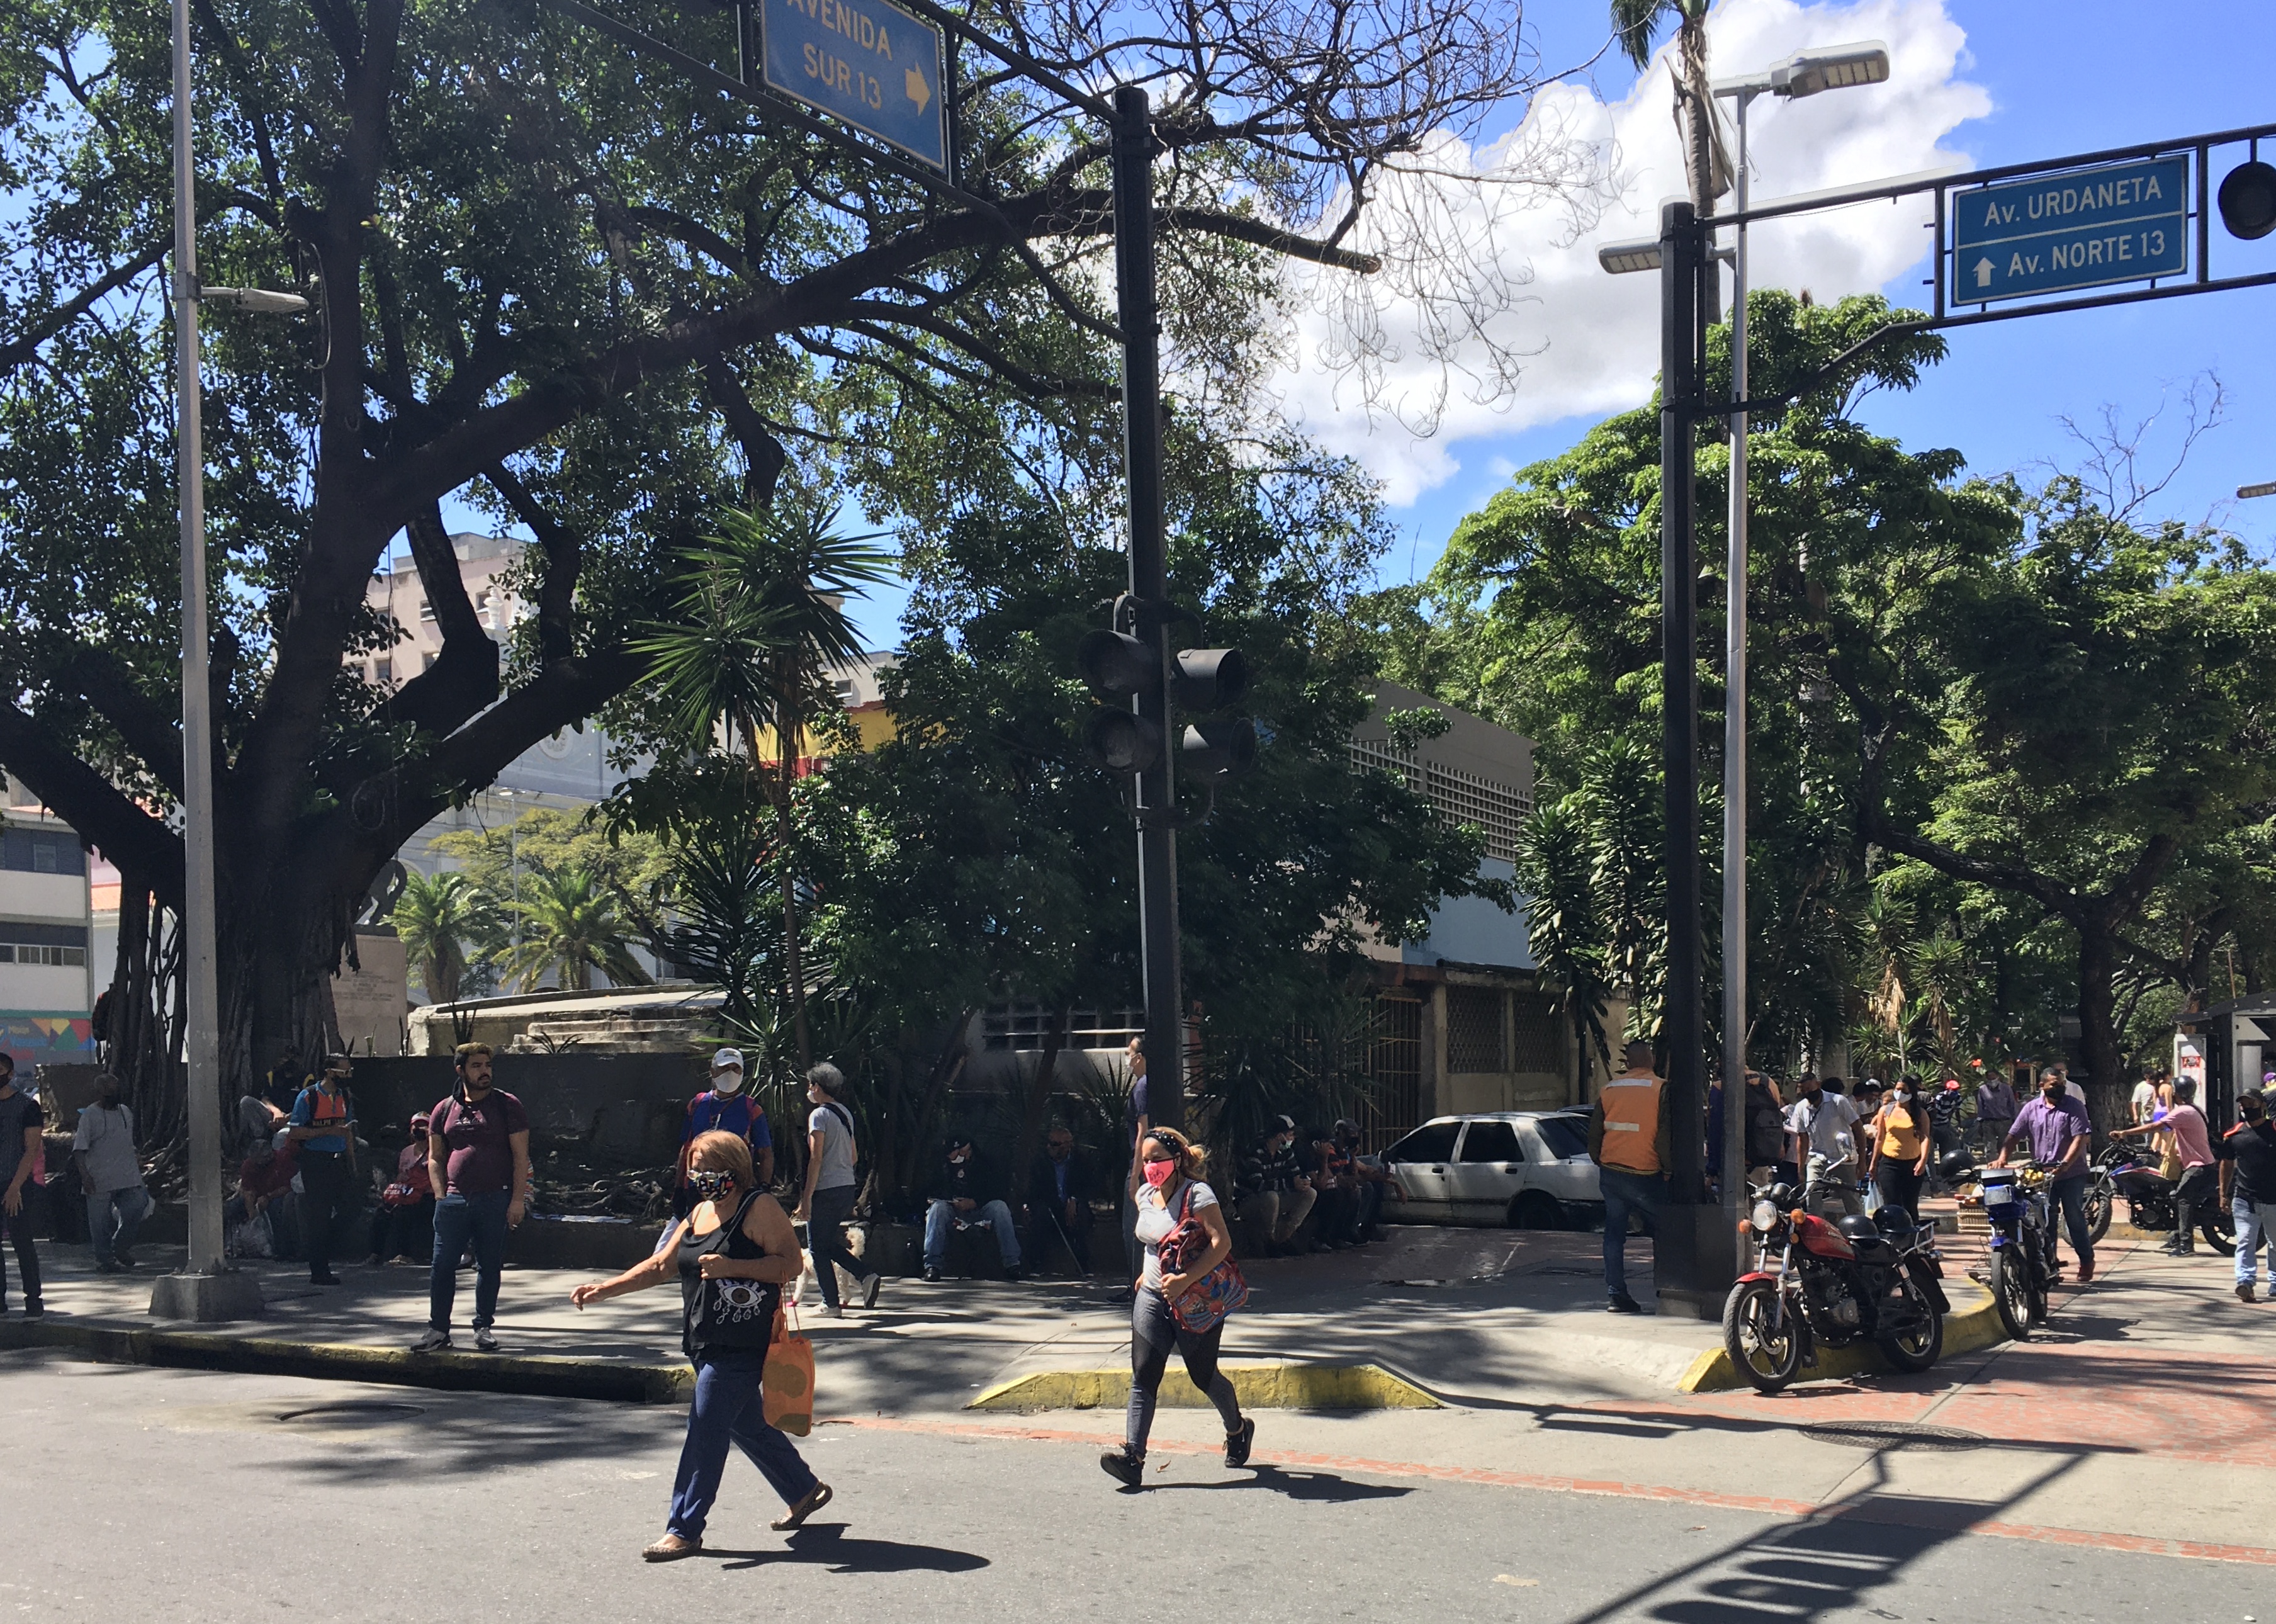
[1611,0,1723,217]
[497,868,653,993]
[634,500,895,1069]
[392,870,499,1004]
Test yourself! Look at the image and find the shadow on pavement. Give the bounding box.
[711,1523,989,1574]
[1132,1465,1412,1503]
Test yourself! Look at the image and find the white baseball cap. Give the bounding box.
[711,1047,744,1072]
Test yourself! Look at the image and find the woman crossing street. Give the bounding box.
[571,1130,833,1560]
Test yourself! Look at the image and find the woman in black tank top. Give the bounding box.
[571,1131,832,1560]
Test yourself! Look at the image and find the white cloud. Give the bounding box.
[1273,0,1992,505]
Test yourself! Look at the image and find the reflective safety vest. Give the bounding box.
[1599,1072,1666,1175]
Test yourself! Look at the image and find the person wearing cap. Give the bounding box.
[921,1132,1023,1283]
[368,1110,437,1266]
[286,1053,359,1286]
[1309,1118,1387,1249]
[676,1047,774,1215]
[1234,1115,1315,1255]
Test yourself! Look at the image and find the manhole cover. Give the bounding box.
[276,1401,426,1424]
[1801,1421,1986,1452]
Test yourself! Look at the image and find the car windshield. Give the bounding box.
[1385,1122,1460,1162]
[1534,1116,1589,1159]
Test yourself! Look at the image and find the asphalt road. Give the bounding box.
[8,1350,2260,1624]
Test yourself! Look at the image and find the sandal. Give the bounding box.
[641,1533,702,1562]
[770,1481,833,1530]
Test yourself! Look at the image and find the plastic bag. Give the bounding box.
[763,1305,816,1436]
[228,1207,275,1260]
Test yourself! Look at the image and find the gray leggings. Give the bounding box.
[1125,1285,1242,1455]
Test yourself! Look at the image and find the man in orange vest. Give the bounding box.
[1589,1039,1673,1314]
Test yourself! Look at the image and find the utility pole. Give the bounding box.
[1110,85,1185,1132]
[152,0,263,1322]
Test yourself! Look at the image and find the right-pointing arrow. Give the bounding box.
[1973,256,1995,289]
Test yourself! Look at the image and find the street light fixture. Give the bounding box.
[1703,40,1887,1228]
[2241,480,2276,500]
[152,0,311,1323]
[1599,240,1665,275]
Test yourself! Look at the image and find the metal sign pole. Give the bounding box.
[1721,98,1752,1229]
[1110,85,1184,1133]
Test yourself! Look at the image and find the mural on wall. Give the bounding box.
[1,1013,95,1079]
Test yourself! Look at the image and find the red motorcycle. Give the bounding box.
[1721,1156,1951,1394]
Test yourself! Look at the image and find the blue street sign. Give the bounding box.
[763,0,949,172]
[1952,155,2189,304]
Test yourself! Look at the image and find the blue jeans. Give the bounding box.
[429,1190,510,1332]
[1598,1167,1667,1297]
[668,1350,818,1538]
[87,1184,152,1266]
[805,1183,872,1310]
[2049,1173,2093,1272]
[924,1198,1021,1270]
[2236,1196,2273,1288]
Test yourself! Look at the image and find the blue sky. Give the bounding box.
[432,0,2276,648]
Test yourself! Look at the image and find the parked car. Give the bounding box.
[1379,1110,1602,1229]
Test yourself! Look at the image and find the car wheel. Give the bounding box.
[1507,1191,1565,1231]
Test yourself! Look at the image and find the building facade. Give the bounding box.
[0,781,98,1077]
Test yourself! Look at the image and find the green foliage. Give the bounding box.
[390,869,500,1003]
[495,867,651,994]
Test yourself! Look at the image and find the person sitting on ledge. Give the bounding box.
[923,1134,1023,1283]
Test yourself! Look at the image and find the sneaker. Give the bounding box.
[21,1303,43,1321]
[473,1328,499,1353]
[94,1261,124,1275]
[114,1253,138,1270]
[822,1304,845,1319]
[1607,1292,1645,1315]
[860,1272,882,1310]
[921,1266,942,1283]
[2239,1282,2258,1304]
[310,1271,342,1286]
[1099,1449,1145,1488]
[413,1328,453,1353]
[1003,1265,1026,1282]
[2077,1258,2095,1284]
[1224,1417,1256,1469]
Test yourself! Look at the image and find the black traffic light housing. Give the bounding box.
[1076,597,1258,802]
[2219,159,2276,241]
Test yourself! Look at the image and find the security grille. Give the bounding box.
[1347,740,1531,863]
[982,1003,1145,1052]
[1512,995,1566,1075]
[1358,994,1423,1149]
[1446,984,1506,1073]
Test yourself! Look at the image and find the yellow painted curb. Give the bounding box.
[969,1362,1441,1413]
[1677,1276,2006,1394]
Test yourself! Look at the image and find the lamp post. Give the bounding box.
[152,0,308,1323]
[2241,480,2276,499]
[1596,42,1890,1290]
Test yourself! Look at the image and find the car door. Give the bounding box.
[1446,1119,1526,1224]
[1380,1121,1462,1222]
[1521,1114,1601,1207]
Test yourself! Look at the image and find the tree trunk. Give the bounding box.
[2076,926,2126,1140]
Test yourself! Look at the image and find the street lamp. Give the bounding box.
[2241,481,2276,500]
[1596,41,1890,1238]
[1707,41,1887,1221]
[152,0,309,1323]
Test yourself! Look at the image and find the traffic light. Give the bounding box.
[2219,159,2276,241]
[1075,604,1258,793]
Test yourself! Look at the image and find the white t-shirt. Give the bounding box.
[808,1103,857,1191]
[1133,1177,1217,1292]
[2130,1080,2158,1124]
[73,1102,144,1193]
[1785,1092,1861,1168]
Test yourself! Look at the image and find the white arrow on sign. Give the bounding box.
[1974,257,1995,289]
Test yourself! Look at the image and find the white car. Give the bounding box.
[1379,1110,1603,1229]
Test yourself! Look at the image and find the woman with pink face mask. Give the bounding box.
[1101,1126,1253,1487]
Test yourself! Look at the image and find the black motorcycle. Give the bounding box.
[2088,1139,2236,1255]
[1721,1156,1951,1394]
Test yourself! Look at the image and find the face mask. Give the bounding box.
[688,1168,735,1201]
[713,1073,744,1097]
[949,1153,968,1166]
[1142,1157,1176,1188]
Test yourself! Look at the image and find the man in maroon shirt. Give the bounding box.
[415,1044,530,1353]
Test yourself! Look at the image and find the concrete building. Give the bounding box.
[0,779,98,1077]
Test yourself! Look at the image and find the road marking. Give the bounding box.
[828,1413,2276,1567]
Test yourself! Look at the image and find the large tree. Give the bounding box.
[0,0,1582,1095]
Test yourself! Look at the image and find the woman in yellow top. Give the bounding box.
[1866,1076,1934,1220]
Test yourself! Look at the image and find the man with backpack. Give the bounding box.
[415,1042,529,1353]
[673,1047,773,1215]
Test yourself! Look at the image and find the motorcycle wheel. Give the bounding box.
[1989,1248,2033,1341]
[1722,1279,1803,1394]
[2083,1174,2114,1243]
[2203,1209,2239,1256]
[1878,1278,1944,1374]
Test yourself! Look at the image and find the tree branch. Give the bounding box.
[0,702,185,909]
[483,464,583,665]
[50,646,187,803]
[700,353,789,510]
[0,242,169,377]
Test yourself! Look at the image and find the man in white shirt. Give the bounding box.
[1784,1074,1864,1216]
[2129,1069,2161,1127]
[72,1073,150,1272]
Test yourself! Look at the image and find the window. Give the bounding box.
[0,922,89,967]
[1346,740,1531,861]
[418,599,437,621]
[1533,1115,1589,1161]
[1383,1121,1460,1163]
[1457,1120,1521,1163]
[1512,997,1565,1074]
[981,1003,1146,1052]
[375,658,392,683]
[832,677,859,707]
[1,828,85,877]
[1446,985,1506,1073]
